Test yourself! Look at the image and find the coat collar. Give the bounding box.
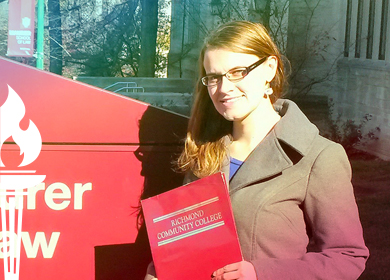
[273,99,319,156]
[228,99,318,193]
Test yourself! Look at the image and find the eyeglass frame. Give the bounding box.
[201,56,268,87]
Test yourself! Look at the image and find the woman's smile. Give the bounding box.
[220,94,245,104]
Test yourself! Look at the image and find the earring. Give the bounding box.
[263,87,273,99]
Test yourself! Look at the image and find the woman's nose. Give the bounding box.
[218,76,236,92]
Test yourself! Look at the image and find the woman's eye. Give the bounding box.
[208,76,219,82]
[229,69,246,78]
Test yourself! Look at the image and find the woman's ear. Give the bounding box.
[265,56,278,83]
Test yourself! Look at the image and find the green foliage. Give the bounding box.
[0,3,8,57]
[155,0,171,77]
[323,101,381,156]
[61,0,170,78]
[62,0,141,77]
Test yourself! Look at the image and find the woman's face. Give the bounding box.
[203,49,277,122]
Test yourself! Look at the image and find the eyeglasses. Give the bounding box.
[201,57,268,87]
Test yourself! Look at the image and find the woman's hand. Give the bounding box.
[144,276,157,280]
[211,261,257,280]
[144,262,158,280]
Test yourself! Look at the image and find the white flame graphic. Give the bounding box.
[0,85,42,167]
[0,85,45,280]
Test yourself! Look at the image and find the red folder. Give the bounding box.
[141,172,242,280]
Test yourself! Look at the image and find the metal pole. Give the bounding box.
[36,0,44,69]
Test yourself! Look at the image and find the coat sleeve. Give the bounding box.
[252,143,369,280]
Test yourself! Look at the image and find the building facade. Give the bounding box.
[293,0,390,160]
[336,0,390,160]
[168,0,390,160]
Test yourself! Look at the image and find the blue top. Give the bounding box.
[229,157,243,180]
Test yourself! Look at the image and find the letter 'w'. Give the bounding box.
[21,232,60,258]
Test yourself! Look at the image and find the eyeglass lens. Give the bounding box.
[202,57,266,86]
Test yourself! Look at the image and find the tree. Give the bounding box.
[48,0,63,75]
[62,0,142,76]
[0,0,170,77]
[155,0,171,77]
[252,0,271,28]
[59,0,170,78]
[0,2,8,57]
[286,0,340,97]
[139,0,159,77]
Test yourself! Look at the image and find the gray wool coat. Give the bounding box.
[185,99,369,280]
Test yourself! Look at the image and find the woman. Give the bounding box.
[146,20,368,280]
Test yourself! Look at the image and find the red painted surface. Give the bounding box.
[0,57,188,280]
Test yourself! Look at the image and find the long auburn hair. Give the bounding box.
[177,21,286,178]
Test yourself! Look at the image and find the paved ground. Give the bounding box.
[350,156,390,280]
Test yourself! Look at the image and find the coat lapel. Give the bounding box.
[228,99,319,194]
[229,130,293,193]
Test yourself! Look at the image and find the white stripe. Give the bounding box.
[0,170,36,173]
[1,196,8,274]
[157,221,225,246]
[9,197,15,274]
[153,197,219,223]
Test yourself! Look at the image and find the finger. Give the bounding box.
[212,263,240,277]
[224,270,241,279]
[222,262,241,272]
[212,267,225,277]
[212,270,240,280]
